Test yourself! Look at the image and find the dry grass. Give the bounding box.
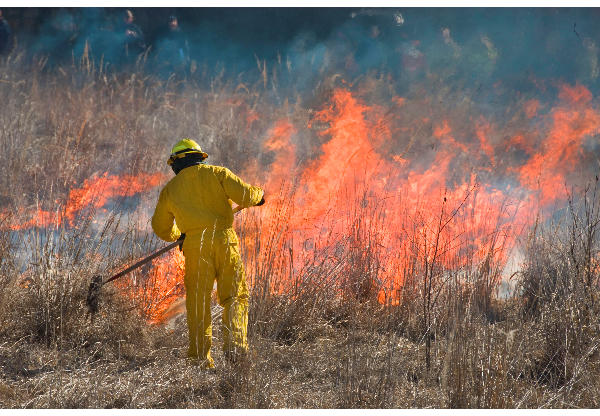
[0,47,599,409]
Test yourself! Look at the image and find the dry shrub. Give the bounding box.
[0,206,164,380]
[516,181,600,388]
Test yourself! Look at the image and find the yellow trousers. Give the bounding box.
[182,228,248,368]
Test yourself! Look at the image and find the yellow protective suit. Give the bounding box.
[151,164,263,368]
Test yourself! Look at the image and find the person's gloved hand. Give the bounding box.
[178,233,186,251]
[255,193,266,206]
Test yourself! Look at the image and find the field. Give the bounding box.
[1,41,600,409]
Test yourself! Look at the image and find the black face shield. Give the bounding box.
[171,153,207,175]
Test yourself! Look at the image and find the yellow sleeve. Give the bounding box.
[220,168,263,208]
[151,187,182,242]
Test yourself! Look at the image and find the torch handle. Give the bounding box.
[103,238,184,285]
[102,207,246,286]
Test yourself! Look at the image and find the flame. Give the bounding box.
[113,248,185,324]
[229,88,517,305]
[516,83,600,206]
[302,89,373,222]
[235,81,599,305]
[64,172,166,225]
[4,172,166,231]
[524,99,540,118]
[263,119,298,195]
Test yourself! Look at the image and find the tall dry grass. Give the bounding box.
[0,46,599,409]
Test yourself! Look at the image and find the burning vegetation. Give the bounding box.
[1,7,600,409]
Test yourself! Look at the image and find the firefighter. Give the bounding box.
[155,15,189,77]
[162,15,188,61]
[120,10,146,57]
[151,139,264,369]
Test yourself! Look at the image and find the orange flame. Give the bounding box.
[118,248,186,325]
[516,83,600,205]
[236,82,598,304]
[4,172,166,231]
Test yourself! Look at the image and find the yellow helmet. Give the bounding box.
[167,139,208,166]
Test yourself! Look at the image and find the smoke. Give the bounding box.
[282,8,600,91]
[9,7,600,91]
